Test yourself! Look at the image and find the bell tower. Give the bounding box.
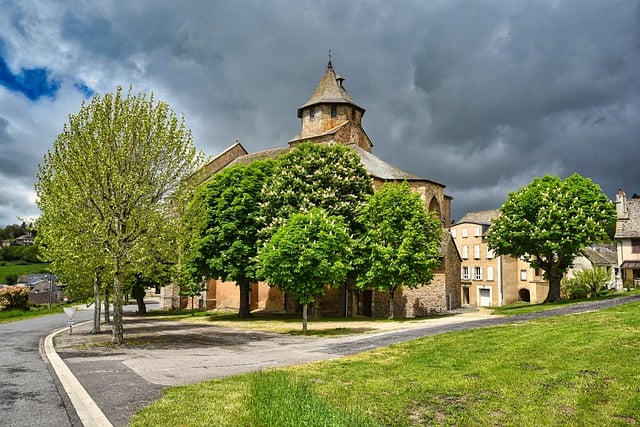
[289,58,373,152]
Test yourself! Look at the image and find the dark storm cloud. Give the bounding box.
[0,0,638,225]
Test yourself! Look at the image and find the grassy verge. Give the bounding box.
[0,262,50,283]
[491,288,640,316]
[131,300,640,427]
[0,304,67,323]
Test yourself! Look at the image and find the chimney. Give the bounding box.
[616,189,628,219]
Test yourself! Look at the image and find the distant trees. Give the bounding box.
[488,174,616,302]
[356,182,442,319]
[36,86,203,344]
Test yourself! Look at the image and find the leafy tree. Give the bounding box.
[258,208,351,332]
[488,174,616,303]
[178,278,206,316]
[185,160,276,318]
[260,142,373,239]
[259,142,373,315]
[356,182,443,319]
[564,265,611,299]
[36,86,203,344]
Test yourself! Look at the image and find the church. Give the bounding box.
[160,60,462,317]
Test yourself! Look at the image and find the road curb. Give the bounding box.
[43,323,113,427]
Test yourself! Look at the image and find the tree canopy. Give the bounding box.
[259,142,373,239]
[487,173,616,302]
[185,159,276,317]
[258,208,351,332]
[36,86,203,344]
[357,181,443,318]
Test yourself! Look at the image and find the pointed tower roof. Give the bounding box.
[297,60,364,118]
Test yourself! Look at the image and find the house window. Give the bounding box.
[475,267,483,280]
[632,239,640,254]
[474,226,481,237]
[451,229,457,238]
[331,105,337,118]
[474,245,481,259]
[520,269,527,281]
[487,266,494,281]
[310,106,316,119]
[462,245,469,259]
[462,228,468,238]
[487,248,494,259]
[462,267,470,280]
[351,109,356,121]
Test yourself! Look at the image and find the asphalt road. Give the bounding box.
[0,308,93,427]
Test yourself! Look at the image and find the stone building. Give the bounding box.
[615,189,640,287]
[160,60,460,317]
[451,209,549,306]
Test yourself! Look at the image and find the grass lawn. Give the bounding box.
[131,300,640,426]
[0,304,67,323]
[0,262,50,283]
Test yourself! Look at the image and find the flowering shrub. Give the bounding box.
[0,286,30,311]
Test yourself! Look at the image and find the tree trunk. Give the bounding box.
[388,288,396,320]
[112,263,124,345]
[544,270,563,303]
[237,279,251,318]
[91,272,101,334]
[136,296,147,315]
[302,302,308,334]
[103,288,110,324]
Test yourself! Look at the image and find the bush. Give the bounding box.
[0,286,30,311]
[564,266,611,299]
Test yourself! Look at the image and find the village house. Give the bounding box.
[160,60,461,317]
[451,209,549,306]
[614,189,640,288]
[566,244,620,290]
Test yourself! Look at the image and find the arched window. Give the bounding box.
[428,196,441,218]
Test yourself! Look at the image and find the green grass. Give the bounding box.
[0,262,50,283]
[131,300,640,427]
[0,304,67,323]
[490,288,640,316]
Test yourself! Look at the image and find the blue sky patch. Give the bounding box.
[0,53,60,100]
[74,81,95,98]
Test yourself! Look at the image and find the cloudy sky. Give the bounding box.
[0,0,639,227]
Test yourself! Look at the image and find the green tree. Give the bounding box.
[185,160,276,318]
[259,142,373,315]
[36,86,203,344]
[258,208,351,332]
[357,182,443,319]
[488,174,616,303]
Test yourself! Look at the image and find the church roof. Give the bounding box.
[297,60,364,118]
[349,144,443,185]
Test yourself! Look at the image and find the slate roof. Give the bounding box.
[456,209,501,225]
[616,198,640,238]
[297,61,364,117]
[582,244,617,266]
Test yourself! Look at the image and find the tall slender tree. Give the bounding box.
[36,86,203,344]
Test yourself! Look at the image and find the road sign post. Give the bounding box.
[63,307,77,334]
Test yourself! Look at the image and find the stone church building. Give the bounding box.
[160,60,461,317]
